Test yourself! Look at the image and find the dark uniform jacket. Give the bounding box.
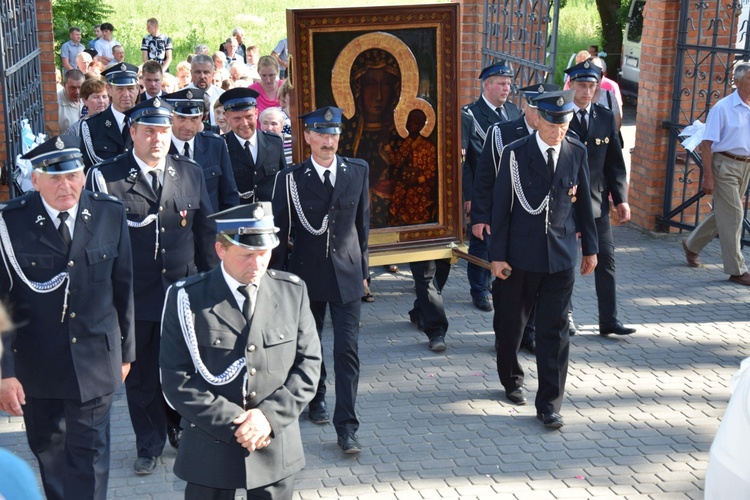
[567,103,628,218]
[471,115,532,227]
[489,133,599,273]
[79,106,130,170]
[461,96,521,202]
[225,130,286,204]
[271,156,369,304]
[160,266,321,490]
[87,152,217,322]
[169,131,240,212]
[0,190,135,402]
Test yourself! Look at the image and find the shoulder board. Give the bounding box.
[260,130,282,142]
[0,193,34,212]
[177,272,210,289]
[593,102,608,110]
[340,156,368,167]
[198,130,223,141]
[266,269,303,285]
[565,135,587,150]
[88,191,123,203]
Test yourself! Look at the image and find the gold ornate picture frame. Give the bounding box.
[288,4,462,256]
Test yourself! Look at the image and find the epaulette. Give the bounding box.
[198,130,223,141]
[259,130,282,142]
[565,134,587,150]
[89,191,123,204]
[266,269,303,285]
[174,272,210,289]
[341,156,368,168]
[0,193,34,212]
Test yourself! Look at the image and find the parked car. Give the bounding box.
[619,0,646,100]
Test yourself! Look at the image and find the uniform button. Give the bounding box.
[102,254,107,259]
[31,262,36,266]
[332,235,336,239]
[213,339,221,345]
[71,338,77,344]
[126,207,130,212]
[279,334,284,340]
[332,248,336,253]
[330,206,334,210]
[249,391,257,399]
[159,206,164,212]
[68,261,75,267]
[188,203,192,208]
[247,345,256,352]
[162,269,167,274]
[250,368,256,376]
[161,249,166,254]
[70,312,76,318]
[212,172,216,176]
[160,228,165,233]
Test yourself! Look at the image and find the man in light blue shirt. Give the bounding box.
[60,26,84,75]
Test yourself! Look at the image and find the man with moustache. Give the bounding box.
[489,90,598,429]
[272,106,369,454]
[164,87,239,211]
[79,62,140,169]
[0,135,134,499]
[220,88,285,203]
[87,98,217,475]
[462,61,521,312]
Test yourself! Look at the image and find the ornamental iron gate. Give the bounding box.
[0,0,45,198]
[482,0,560,94]
[659,0,750,244]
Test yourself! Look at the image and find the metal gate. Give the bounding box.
[482,0,560,92]
[0,0,45,198]
[659,1,750,243]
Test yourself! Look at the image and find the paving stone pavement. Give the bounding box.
[1,224,748,499]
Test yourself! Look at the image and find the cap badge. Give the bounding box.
[538,84,545,93]
[324,109,333,121]
[120,63,127,71]
[55,136,65,150]
[583,61,590,69]
[186,90,193,99]
[252,205,265,220]
[556,96,565,106]
[105,120,112,128]
[153,97,161,108]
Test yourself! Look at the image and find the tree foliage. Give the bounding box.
[51,0,113,53]
[593,0,624,75]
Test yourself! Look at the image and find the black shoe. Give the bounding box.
[505,387,528,405]
[308,401,330,424]
[567,311,577,336]
[520,338,536,354]
[134,456,158,475]
[536,412,564,429]
[167,426,182,449]
[337,432,362,454]
[599,322,636,336]
[409,313,425,332]
[428,335,446,352]
[472,295,493,312]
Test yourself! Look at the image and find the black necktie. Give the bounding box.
[496,106,506,121]
[238,284,256,319]
[244,141,255,166]
[183,142,190,160]
[546,148,556,178]
[323,170,334,196]
[122,120,130,142]
[57,212,72,248]
[149,170,162,197]
[578,109,588,136]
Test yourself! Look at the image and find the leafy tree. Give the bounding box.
[51,0,113,58]
[595,0,628,76]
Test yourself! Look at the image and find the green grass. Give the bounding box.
[553,0,602,84]
[94,0,450,66]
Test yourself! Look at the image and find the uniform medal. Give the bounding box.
[180,210,187,227]
[568,185,578,203]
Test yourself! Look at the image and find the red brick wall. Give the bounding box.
[458,0,484,106]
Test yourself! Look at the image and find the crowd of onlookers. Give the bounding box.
[56,18,292,161]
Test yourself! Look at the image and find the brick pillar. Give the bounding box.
[628,1,681,230]
[38,0,59,136]
[459,0,484,106]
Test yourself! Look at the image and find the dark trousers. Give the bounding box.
[24,393,113,500]
[309,298,360,436]
[594,214,618,325]
[467,231,492,298]
[184,474,294,500]
[408,259,450,339]
[493,267,575,415]
[126,320,167,458]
